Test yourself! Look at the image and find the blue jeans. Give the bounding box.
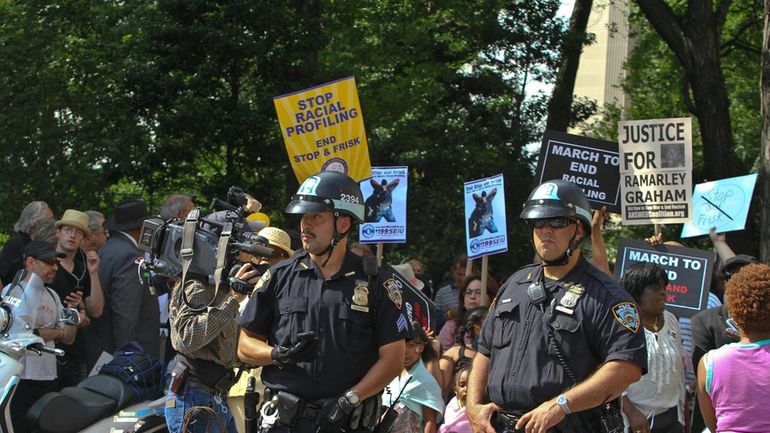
[165,380,237,433]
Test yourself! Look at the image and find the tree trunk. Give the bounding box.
[635,0,742,182]
[546,0,594,131]
[761,0,770,262]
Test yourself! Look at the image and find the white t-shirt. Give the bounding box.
[2,272,64,380]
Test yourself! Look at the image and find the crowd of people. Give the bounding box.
[1,173,768,433]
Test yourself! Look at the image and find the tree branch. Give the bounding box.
[715,0,734,37]
[634,0,691,69]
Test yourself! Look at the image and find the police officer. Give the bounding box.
[467,180,647,433]
[236,171,411,433]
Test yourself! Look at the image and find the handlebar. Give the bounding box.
[27,343,65,357]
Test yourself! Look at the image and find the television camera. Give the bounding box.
[138,187,276,295]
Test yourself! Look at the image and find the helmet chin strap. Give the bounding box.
[532,224,582,267]
[319,212,351,268]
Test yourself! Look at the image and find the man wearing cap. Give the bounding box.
[237,171,411,433]
[83,199,159,370]
[48,209,104,387]
[2,240,77,433]
[467,180,647,433]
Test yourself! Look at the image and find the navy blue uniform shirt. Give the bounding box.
[237,249,411,399]
[478,257,647,412]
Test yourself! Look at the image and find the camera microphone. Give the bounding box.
[232,242,276,258]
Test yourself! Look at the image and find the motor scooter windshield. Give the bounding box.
[0,272,42,336]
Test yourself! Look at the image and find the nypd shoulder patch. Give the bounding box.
[611,302,641,333]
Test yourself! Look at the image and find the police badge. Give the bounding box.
[352,281,370,312]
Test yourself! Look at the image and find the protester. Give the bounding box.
[467,179,647,433]
[620,262,685,433]
[439,366,473,433]
[49,209,104,388]
[437,274,495,351]
[384,323,444,433]
[438,307,487,393]
[696,263,770,433]
[2,240,77,433]
[82,210,108,252]
[433,254,468,328]
[237,171,411,433]
[0,201,54,285]
[160,194,195,220]
[83,199,159,369]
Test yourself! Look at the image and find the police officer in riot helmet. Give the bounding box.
[237,171,411,433]
[467,179,647,433]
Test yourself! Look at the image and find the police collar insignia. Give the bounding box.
[611,302,641,332]
[254,269,271,292]
[352,280,370,312]
[383,277,403,309]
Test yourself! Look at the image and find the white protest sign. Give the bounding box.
[464,174,508,259]
[618,117,693,225]
[359,166,408,243]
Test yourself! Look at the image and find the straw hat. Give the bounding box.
[55,209,91,236]
[258,227,294,258]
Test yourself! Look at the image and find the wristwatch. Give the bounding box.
[556,394,571,415]
[344,390,361,407]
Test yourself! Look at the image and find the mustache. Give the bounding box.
[301,229,316,238]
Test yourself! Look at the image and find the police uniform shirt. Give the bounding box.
[477,257,647,411]
[237,249,411,399]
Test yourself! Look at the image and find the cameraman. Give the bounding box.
[237,171,411,433]
[165,259,259,433]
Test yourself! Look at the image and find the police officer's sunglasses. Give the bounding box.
[527,217,576,230]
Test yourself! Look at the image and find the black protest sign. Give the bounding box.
[614,239,716,318]
[384,264,437,331]
[535,130,621,213]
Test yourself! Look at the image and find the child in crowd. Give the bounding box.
[384,323,445,433]
[439,366,472,433]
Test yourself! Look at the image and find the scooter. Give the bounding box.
[0,297,167,433]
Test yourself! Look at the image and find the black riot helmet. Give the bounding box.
[285,171,365,223]
[285,171,364,266]
[520,179,593,236]
[520,180,593,266]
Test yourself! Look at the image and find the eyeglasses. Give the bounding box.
[60,226,85,236]
[527,217,576,230]
[465,289,482,296]
[35,258,59,266]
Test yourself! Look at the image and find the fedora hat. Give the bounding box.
[55,209,91,236]
[391,263,425,291]
[106,199,148,231]
[258,227,294,258]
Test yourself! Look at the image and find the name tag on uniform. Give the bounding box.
[501,298,512,304]
[555,305,574,315]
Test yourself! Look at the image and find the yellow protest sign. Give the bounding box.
[274,76,372,182]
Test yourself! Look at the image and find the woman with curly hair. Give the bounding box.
[696,263,770,432]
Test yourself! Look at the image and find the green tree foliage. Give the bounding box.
[0,0,572,284]
[580,0,762,255]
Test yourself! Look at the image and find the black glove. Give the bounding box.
[317,394,355,432]
[270,331,318,368]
